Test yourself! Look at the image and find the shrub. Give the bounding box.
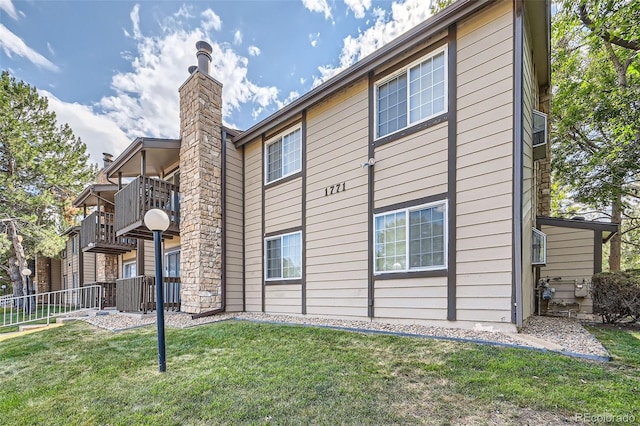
[592,271,640,323]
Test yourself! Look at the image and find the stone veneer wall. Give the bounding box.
[96,254,118,282]
[536,87,551,217]
[178,71,223,314]
[35,255,48,293]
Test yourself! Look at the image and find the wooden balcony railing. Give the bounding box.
[80,211,137,254]
[115,276,181,313]
[114,176,180,239]
[81,281,117,309]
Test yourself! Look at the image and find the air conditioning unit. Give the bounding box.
[533,110,547,160]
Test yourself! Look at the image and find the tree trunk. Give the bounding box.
[609,195,623,271]
[7,220,28,295]
[8,257,23,297]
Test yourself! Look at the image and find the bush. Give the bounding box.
[592,271,640,323]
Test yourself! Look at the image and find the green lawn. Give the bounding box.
[1,306,61,333]
[586,324,640,368]
[1,320,639,425]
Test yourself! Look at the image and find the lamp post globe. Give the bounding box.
[22,268,31,277]
[144,209,170,232]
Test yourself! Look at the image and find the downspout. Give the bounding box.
[192,129,227,319]
[512,0,524,327]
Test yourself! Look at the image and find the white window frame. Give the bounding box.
[71,235,78,254]
[532,228,547,265]
[374,200,448,274]
[374,46,448,140]
[264,231,303,281]
[123,261,137,279]
[264,125,302,184]
[164,249,181,278]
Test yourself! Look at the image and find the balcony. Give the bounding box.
[115,176,180,240]
[115,276,181,313]
[80,211,137,254]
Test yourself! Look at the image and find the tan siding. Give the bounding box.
[83,253,96,283]
[306,78,369,318]
[540,225,595,313]
[264,178,302,233]
[265,285,301,314]
[226,138,244,312]
[374,123,448,208]
[456,1,514,324]
[164,236,181,251]
[244,138,263,312]
[144,239,155,276]
[375,277,448,320]
[51,258,62,291]
[521,23,536,320]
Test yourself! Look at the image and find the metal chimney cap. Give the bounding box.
[188,65,198,74]
[196,40,213,54]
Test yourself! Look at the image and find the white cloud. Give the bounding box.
[344,0,371,18]
[130,4,141,39]
[0,24,59,71]
[0,0,18,20]
[46,42,55,56]
[96,4,280,142]
[201,9,222,32]
[302,0,332,20]
[309,32,320,47]
[39,90,131,166]
[233,29,242,45]
[313,0,431,86]
[248,45,261,56]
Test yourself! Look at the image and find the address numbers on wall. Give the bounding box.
[325,182,346,196]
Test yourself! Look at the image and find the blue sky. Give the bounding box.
[1,0,433,164]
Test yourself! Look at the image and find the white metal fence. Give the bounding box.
[1,285,102,329]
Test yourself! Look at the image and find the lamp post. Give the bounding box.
[22,268,32,312]
[1,285,6,296]
[144,209,170,373]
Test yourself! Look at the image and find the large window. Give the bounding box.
[123,261,137,278]
[71,235,78,254]
[165,250,181,277]
[376,47,447,139]
[374,201,447,273]
[265,126,302,184]
[265,231,302,281]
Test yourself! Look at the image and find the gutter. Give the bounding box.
[191,128,227,320]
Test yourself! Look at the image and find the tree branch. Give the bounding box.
[578,4,640,51]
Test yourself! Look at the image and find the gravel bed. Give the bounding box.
[76,310,609,359]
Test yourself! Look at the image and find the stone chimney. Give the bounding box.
[178,41,224,314]
[96,152,114,185]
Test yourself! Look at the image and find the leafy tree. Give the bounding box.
[552,0,640,271]
[0,71,96,297]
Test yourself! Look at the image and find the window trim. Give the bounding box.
[264,230,303,282]
[374,45,448,141]
[264,124,303,185]
[164,249,181,277]
[122,260,137,279]
[373,200,448,275]
[532,228,547,266]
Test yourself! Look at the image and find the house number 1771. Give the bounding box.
[325,182,346,196]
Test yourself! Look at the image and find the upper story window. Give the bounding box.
[71,235,78,254]
[376,47,447,139]
[374,201,447,273]
[265,126,302,184]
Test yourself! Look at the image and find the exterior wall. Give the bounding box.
[144,239,155,276]
[179,71,224,314]
[83,252,96,283]
[455,1,514,324]
[521,18,537,321]
[306,79,369,318]
[539,225,595,313]
[225,137,244,312]
[265,178,302,234]
[95,253,118,282]
[50,258,62,292]
[62,235,80,289]
[243,138,263,312]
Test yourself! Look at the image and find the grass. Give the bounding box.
[1,320,639,425]
[586,324,640,368]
